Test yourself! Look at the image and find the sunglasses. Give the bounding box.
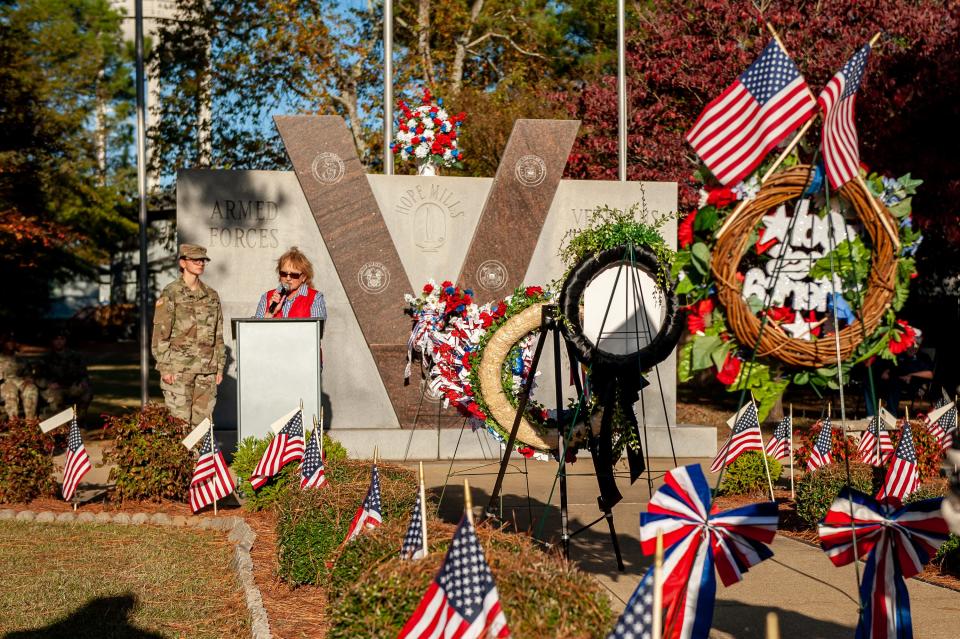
[181,257,209,264]
[279,270,303,279]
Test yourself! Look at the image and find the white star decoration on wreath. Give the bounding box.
[780,313,816,340]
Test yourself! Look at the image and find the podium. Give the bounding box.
[232,318,324,440]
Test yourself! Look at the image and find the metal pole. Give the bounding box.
[135,0,149,406]
[383,0,394,175]
[616,0,627,181]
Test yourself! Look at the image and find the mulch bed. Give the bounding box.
[714,489,960,593]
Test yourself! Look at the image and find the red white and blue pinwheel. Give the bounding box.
[818,488,949,639]
[638,464,779,639]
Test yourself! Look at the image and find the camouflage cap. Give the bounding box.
[178,244,210,261]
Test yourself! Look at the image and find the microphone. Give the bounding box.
[268,284,291,314]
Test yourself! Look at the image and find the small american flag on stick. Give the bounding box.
[398,515,510,638]
[807,416,834,471]
[686,39,817,186]
[877,419,920,504]
[299,425,327,489]
[857,415,894,466]
[710,402,763,472]
[817,43,871,189]
[249,409,304,489]
[61,415,91,501]
[765,414,792,461]
[189,431,236,513]
[343,463,382,543]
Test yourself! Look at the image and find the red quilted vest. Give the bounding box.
[263,287,318,318]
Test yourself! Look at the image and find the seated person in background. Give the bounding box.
[254,247,327,319]
[879,329,934,417]
[37,330,92,417]
[0,333,38,420]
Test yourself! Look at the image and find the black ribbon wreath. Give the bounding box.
[558,244,683,507]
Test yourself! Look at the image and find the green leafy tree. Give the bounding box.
[0,0,136,323]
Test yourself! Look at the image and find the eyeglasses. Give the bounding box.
[279,270,302,279]
[181,257,209,264]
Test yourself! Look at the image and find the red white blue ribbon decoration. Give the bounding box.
[639,464,779,639]
[818,488,949,639]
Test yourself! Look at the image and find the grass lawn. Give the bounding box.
[0,521,248,638]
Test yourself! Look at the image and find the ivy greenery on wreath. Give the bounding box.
[675,155,923,420]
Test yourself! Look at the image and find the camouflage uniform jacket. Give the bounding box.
[152,278,225,377]
[0,352,32,382]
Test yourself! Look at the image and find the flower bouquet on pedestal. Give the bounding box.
[391,88,466,175]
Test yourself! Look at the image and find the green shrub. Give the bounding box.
[327,524,613,639]
[935,534,960,576]
[795,462,883,528]
[231,430,347,512]
[275,459,418,585]
[0,418,56,503]
[718,451,783,495]
[101,403,194,502]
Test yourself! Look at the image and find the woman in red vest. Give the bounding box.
[255,247,327,319]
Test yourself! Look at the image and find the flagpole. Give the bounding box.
[464,478,474,526]
[876,400,882,465]
[209,422,217,516]
[72,404,78,511]
[319,407,324,461]
[652,529,664,639]
[789,403,795,500]
[419,461,428,558]
[754,394,776,501]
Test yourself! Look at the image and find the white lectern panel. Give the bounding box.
[235,319,323,440]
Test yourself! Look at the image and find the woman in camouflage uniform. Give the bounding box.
[151,244,225,426]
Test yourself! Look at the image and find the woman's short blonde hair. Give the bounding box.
[277,247,314,287]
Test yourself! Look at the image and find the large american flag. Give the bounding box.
[858,415,894,466]
[401,493,427,560]
[818,488,949,639]
[639,464,779,639]
[61,416,91,501]
[299,428,327,489]
[249,409,305,489]
[817,44,871,189]
[607,565,655,639]
[343,464,383,543]
[686,40,817,186]
[877,420,920,504]
[710,402,763,472]
[398,516,510,639]
[806,417,834,471]
[764,414,792,461]
[189,431,236,513]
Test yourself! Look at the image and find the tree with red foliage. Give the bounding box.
[559,0,960,240]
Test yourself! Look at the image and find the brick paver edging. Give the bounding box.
[0,509,271,639]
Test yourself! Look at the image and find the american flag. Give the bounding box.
[764,414,792,461]
[921,398,956,451]
[189,431,236,513]
[858,416,894,466]
[299,428,327,489]
[61,417,91,501]
[877,420,920,504]
[343,464,383,543]
[686,40,817,186]
[818,488,949,639]
[398,516,510,639]
[640,464,779,639]
[249,410,305,489]
[400,493,426,560]
[710,402,763,472]
[607,566,655,639]
[807,417,834,471]
[817,44,871,189]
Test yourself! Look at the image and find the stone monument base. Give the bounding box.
[327,424,717,460]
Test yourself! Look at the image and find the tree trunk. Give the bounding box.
[417,0,434,85]
[450,0,485,94]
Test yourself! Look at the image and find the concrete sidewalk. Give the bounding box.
[410,457,960,639]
